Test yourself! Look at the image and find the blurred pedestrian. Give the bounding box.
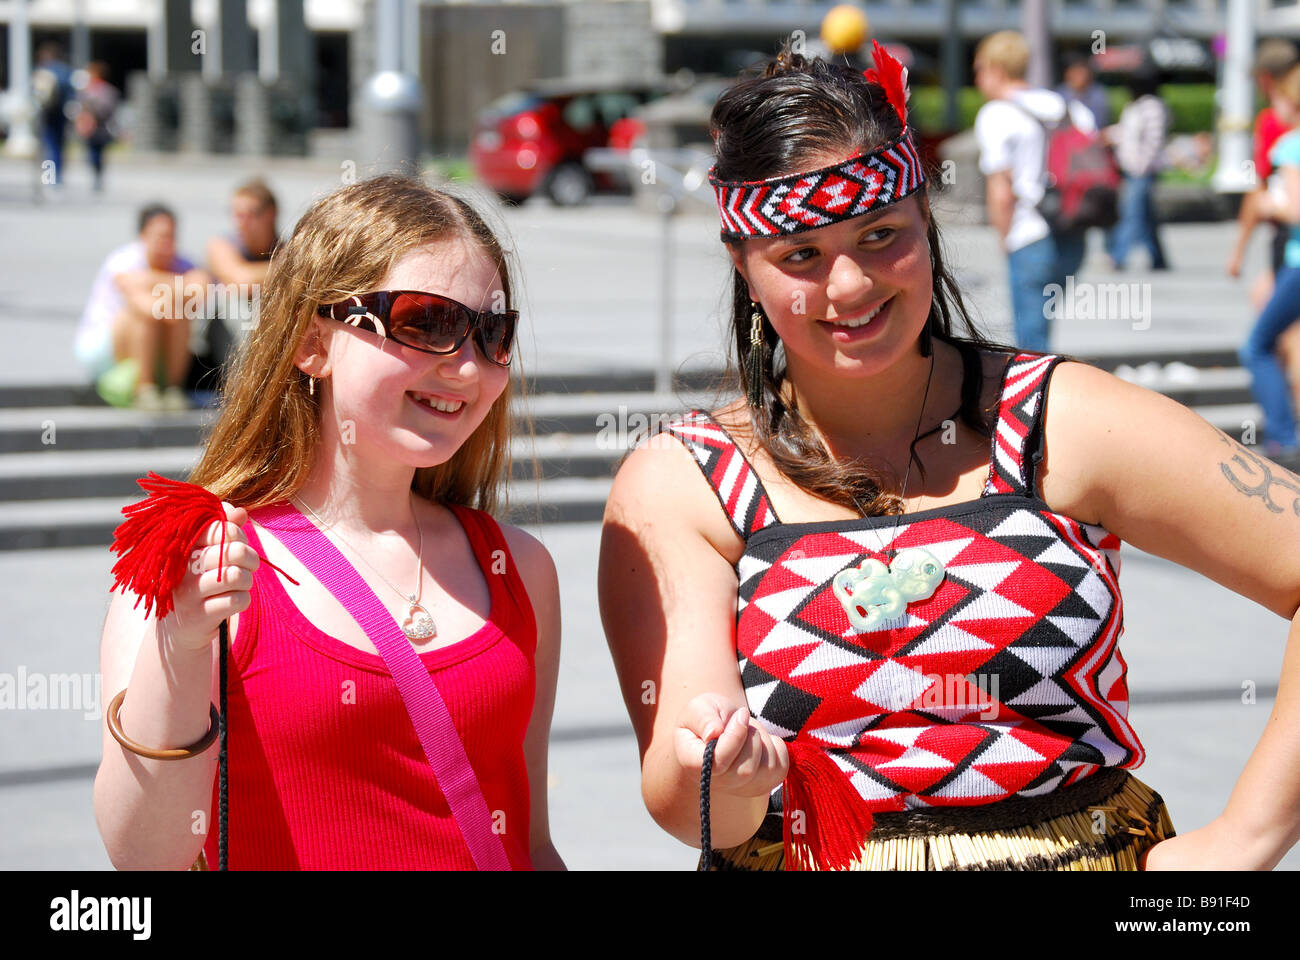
[1239,63,1300,459]
[74,204,210,412]
[974,30,1097,351]
[1102,61,1170,271]
[74,61,120,192]
[1056,51,1110,128]
[207,178,280,289]
[1227,40,1300,414]
[31,42,74,187]
[1226,39,1298,295]
[196,179,282,390]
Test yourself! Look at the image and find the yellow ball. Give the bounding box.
[821,5,869,55]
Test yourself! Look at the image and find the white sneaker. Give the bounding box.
[161,385,190,411]
[133,383,164,412]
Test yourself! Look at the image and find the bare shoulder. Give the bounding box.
[495,520,558,588]
[604,411,742,562]
[1036,358,1185,525]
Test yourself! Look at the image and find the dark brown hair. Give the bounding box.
[711,39,1023,516]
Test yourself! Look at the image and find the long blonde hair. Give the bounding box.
[188,173,521,515]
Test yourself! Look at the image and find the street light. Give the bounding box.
[586,146,715,395]
[1214,0,1257,194]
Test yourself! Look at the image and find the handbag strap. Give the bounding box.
[250,500,512,871]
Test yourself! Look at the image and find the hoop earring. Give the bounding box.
[746,301,767,409]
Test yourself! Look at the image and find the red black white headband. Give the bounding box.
[709,40,926,241]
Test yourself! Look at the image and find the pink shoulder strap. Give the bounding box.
[250,501,512,871]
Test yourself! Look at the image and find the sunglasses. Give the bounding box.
[316,290,518,366]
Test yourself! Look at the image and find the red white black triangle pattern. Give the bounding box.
[656,352,1145,817]
[738,504,1144,812]
[655,412,780,541]
[711,129,926,240]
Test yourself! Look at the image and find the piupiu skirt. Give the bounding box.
[709,766,1176,871]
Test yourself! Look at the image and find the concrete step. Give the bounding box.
[0,476,617,550]
[0,434,638,502]
[0,366,1261,456]
[0,368,725,410]
[0,349,1284,546]
[0,391,717,453]
[0,403,1279,551]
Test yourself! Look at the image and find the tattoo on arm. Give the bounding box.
[1209,425,1300,515]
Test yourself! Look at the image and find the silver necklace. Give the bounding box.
[832,350,947,630]
[290,491,438,642]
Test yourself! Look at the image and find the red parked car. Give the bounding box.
[470,77,674,206]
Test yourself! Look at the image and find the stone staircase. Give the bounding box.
[0,348,1274,551]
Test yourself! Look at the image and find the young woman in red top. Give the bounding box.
[600,40,1300,871]
[94,174,563,870]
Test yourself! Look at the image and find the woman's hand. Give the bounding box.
[675,692,789,799]
[1141,815,1279,870]
[159,502,257,653]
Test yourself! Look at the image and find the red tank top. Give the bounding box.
[201,502,537,869]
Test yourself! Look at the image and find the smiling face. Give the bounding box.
[298,238,511,470]
[727,185,933,385]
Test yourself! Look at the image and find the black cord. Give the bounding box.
[218,617,228,871]
[698,737,718,871]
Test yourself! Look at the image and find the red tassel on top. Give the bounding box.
[782,739,878,871]
[109,471,297,620]
[862,38,909,128]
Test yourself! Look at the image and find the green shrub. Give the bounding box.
[910,83,1217,135]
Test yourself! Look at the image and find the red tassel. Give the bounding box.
[109,471,297,620]
[782,739,877,871]
[862,39,909,128]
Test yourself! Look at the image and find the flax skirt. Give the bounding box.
[708,767,1176,871]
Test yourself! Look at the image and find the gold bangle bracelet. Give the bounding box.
[106,688,221,761]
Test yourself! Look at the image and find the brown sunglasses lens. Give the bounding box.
[388,294,465,352]
[375,293,515,364]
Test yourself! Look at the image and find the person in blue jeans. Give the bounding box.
[1241,63,1300,458]
[1104,65,1170,271]
[32,42,74,186]
[1007,230,1086,352]
[974,30,1098,352]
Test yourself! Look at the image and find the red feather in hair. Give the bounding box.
[109,471,296,620]
[862,39,910,128]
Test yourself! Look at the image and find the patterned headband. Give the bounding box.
[708,40,926,241]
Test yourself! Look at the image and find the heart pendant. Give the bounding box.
[832,547,945,631]
[402,603,437,641]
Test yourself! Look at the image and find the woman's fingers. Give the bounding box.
[709,708,755,776]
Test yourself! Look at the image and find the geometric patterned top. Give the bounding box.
[655,351,1145,828]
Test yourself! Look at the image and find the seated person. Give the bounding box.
[196,179,281,394]
[74,203,210,411]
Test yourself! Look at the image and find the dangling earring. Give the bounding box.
[919,316,933,358]
[746,301,767,409]
[308,375,316,398]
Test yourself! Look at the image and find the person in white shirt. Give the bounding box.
[73,204,210,411]
[1102,62,1170,271]
[974,30,1096,352]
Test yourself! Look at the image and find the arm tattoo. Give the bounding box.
[1209,424,1300,515]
